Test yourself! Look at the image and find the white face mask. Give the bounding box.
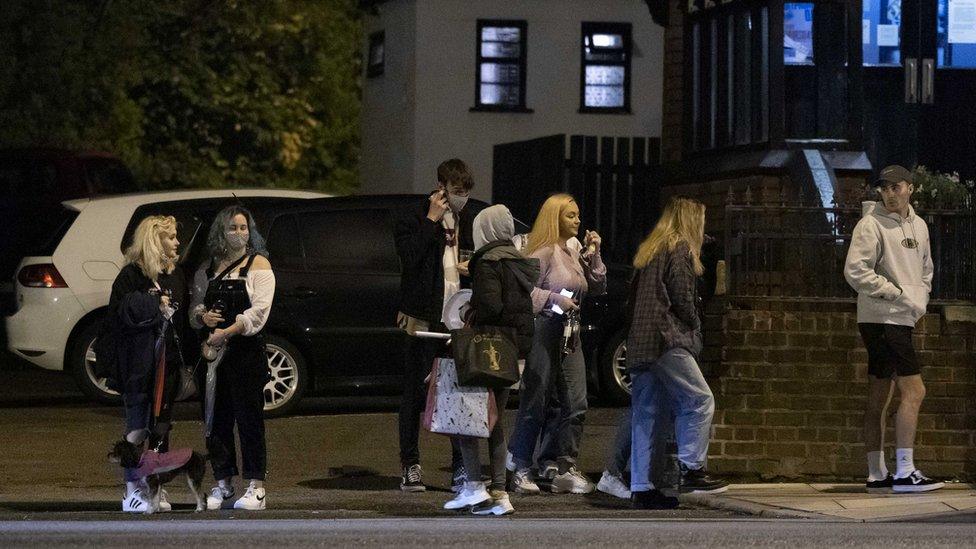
[448,193,469,212]
[226,231,248,251]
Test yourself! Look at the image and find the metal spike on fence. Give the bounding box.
[727,186,735,205]
[797,187,805,206]
[744,185,752,205]
[780,186,788,207]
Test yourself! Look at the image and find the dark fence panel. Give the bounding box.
[493,134,661,265]
[725,192,975,302]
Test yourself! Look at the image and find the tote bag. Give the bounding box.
[451,326,520,388]
[422,358,497,438]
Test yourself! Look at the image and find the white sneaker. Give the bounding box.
[510,468,541,495]
[471,490,515,516]
[444,481,491,510]
[122,488,152,513]
[233,484,266,510]
[551,466,595,494]
[597,470,631,499]
[206,485,235,510]
[157,488,172,512]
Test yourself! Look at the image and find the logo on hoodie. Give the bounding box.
[901,238,918,249]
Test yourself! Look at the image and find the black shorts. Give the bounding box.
[858,323,921,378]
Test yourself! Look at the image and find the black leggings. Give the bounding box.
[207,336,270,481]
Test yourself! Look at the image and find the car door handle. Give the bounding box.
[284,287,318,297]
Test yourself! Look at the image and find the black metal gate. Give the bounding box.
[492,134,661,265]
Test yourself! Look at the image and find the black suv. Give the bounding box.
[259,195,633,416]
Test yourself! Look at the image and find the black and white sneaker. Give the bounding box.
[679,467,729,494]
[400,464,426,492]
[892,470,944,493]
[866,475,893,493]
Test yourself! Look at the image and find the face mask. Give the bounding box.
[226,231,248,251]
[447,193,469,212]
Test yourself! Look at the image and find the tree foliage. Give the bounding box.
[0,0,362,193]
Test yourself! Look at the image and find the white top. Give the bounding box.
[189,265,276,336]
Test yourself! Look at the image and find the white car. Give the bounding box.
[5,189,326,411]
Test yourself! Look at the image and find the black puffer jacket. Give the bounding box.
[468,240,540,357]
[394,196,484,323]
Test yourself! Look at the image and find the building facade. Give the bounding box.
[359,0,665,201]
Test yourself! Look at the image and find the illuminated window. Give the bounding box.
[474,20,529,111]
[580,22,632,113]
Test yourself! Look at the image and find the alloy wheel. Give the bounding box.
[263,342,298,411]
[85,339,120,397]
[611,340,632,395]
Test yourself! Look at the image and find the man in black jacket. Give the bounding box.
[394,158,485,492]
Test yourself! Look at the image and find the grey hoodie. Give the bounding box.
[844,201,933,326]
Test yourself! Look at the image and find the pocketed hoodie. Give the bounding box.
[844,201,933,326]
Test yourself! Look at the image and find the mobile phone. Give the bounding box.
[551,289,575,315]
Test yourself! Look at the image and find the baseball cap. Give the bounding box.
[873,164,913,187]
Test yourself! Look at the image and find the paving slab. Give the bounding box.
[689,483,976,522]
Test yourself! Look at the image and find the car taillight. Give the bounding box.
[17,264,68,288]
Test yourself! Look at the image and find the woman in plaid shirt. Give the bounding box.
[627,197,729,509]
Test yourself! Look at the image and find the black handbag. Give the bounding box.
[451,325,520,388]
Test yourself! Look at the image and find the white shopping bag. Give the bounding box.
[423,358,497,438]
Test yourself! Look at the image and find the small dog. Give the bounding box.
[108,439,208,514]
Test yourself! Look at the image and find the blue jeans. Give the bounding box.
[606,400,675,485]
[509,315,588,469]
[630,347,715,492]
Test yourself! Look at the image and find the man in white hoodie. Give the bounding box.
[844,164,943,494]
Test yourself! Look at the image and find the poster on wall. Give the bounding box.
[784,3,814,64]
[948,0,976,43]
[877,24,899,46]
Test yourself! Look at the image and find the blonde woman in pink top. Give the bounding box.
[507,194,606,495]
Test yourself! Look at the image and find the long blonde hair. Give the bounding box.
[125,215,178,281]
[633,197,705,274]
[525,194,577,256]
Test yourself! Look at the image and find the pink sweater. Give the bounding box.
[528,240,607,314]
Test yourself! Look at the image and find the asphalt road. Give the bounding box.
[2,518,976,548]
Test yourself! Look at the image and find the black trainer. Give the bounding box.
[865,475,893,493]
[679,467,729,494]
[892,470,944,493]
[632,489,680,510]
[451,464,466,493]
[400,464,426,492]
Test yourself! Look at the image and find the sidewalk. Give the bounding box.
[682,482,976,522]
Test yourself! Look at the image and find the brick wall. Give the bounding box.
[703,305,976,481]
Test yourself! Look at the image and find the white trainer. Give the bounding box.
[122,488,152,513]
[444,481,491,510]
[233,484,267,510]
[471,490,515,516]
[551,466,595,494]
[206,485,235,510]
[510,468,541,495]
[597,470,631,499]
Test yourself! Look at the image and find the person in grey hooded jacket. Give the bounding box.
[844,164,942,494]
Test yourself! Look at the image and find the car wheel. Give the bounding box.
[69,321,121,405]
[262,335,308,418]
[598,329,631,406]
